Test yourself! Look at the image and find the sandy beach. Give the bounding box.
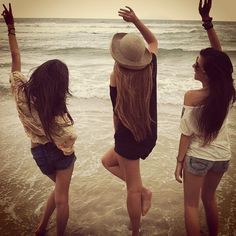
[0,92,235,236]
[1,16,236,236]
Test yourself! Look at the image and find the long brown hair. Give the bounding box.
[198,48,235,145]
[22,59,74,142]
[114,63,153,142]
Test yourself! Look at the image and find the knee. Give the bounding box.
[101,157,108,168]
[101,156,112,169]
[201,192,215,207]
[184,198,199,209]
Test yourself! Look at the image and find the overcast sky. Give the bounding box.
[1,0,236,21]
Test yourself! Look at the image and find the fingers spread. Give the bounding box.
[119,8,130,14]
[3,4,8,11]
[125,6,133,12]
[118,10,131,18]
[208,0,212,9]
[198,0,202,10]
[9,3,12,14]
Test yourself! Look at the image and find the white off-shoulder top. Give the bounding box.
[179,105,231,161]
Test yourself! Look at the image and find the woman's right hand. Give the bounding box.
[175,162,184,183]
[118,6,138,24]
[198,0,212,21]
[2,3,14,26]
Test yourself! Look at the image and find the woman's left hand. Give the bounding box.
[2,3,14,26]
[175,162,184,183]
[118,6,138,24]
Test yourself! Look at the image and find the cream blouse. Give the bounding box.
[180,105,231,161]
[10,71,77,155]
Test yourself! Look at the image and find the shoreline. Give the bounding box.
[0,95,235,235]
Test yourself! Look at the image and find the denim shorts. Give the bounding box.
[31,142,76,176]
[185,156,230,176]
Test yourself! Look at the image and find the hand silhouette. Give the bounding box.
[198,0,212,21]
[2,3,14,25]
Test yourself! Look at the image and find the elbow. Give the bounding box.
[148,38,158,54]
[152,37,158,48]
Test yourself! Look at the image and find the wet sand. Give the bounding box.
[0,94,235,236]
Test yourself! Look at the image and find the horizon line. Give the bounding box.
[0,17,235,22]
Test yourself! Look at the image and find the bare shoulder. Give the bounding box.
[110,72,116,87]
[184,89,207,106]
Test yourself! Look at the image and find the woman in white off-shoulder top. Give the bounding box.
[174,1,235,236]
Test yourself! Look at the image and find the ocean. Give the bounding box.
[0,19,236,235]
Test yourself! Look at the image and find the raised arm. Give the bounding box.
[2,3,21,72]
[199,0,222,51]
[118,6,158,54]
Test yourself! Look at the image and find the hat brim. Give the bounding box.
[110,33,152,70]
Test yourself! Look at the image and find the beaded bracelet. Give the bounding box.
[8,27,15,35]
[202,17,213,30]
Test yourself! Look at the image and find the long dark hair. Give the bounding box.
[198,48,235,145]
[22,59,73,142]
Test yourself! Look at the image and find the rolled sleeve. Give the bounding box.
[10,71,27,95]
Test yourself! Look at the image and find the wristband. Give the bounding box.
[8,27,15,35]
[202,17,213,30]
[202,21,213,30]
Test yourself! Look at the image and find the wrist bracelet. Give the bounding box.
[202,21,213,30]
[202,17,213,30]
[8,28,16,36]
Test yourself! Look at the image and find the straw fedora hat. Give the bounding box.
[110,33,152,70]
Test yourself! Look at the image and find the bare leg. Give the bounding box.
[35,174,56,236]
[101,148,125,180]
[183,169,204,236]
[201,171,224,236]
[101,148,152,216]
[117,154,142,236]
[54,162,74,236]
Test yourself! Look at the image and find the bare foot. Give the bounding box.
[141,188,152,216]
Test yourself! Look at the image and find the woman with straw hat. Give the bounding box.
[101,6,158,236]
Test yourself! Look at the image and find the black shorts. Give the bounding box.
[31,142,76,175]
[114,141,156,160]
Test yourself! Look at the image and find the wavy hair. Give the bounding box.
[114,63,153,142]
[197,48,235,145]
[21,59,73,142]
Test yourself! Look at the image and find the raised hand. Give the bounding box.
[2,3,14,25]
[198,0,212,21]
[118,6,138,23]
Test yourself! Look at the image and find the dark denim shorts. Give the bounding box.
[31,142,76,176]
[185,156,229,176]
